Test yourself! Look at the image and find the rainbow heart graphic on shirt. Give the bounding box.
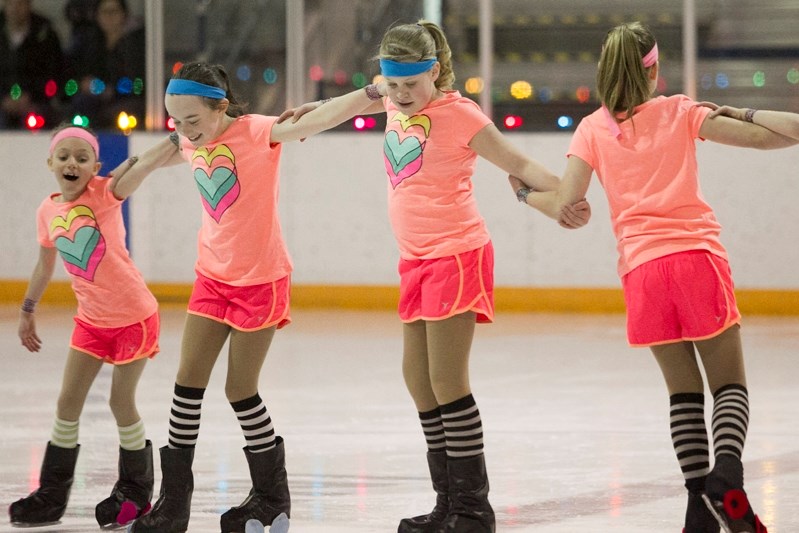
[192,145,240,223]
[384,112,432,189]
[50,205,106,282]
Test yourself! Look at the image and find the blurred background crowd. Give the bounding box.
[1,0,798,133]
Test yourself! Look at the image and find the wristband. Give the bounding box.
[364,84,382,101]
[744,108,757,123]
[516,187,533,204]
[21,298,36,313]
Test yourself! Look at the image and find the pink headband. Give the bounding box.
[642,43,658,68]
[49,127,99,157]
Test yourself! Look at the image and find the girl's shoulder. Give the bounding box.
[651,94,696,110]
[215,114,277,145]
[229,113,277,131]
[425,91,487,120]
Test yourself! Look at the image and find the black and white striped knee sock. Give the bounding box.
[168,384,205,449]
[712,384,749,459]
[669,393,710,491]
[419,407,446,452]
[440,394,483,459]
[231,394,276,453]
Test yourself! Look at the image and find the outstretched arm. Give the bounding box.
[698,109,798,149]
[705,104,799,142]
[19,246,57,352]
[468,123,561,192]
[110,134,184,200]
[271,84,386,143]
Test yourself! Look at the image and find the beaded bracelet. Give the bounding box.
[364,84,382,101]
[21,298,36,313]
[169,130,180,146]
[744,108,757,123]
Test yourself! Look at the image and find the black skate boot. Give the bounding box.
[127,446,194,533]
[683,489,720,533]
[9,442,80,527]
[437,453,495,533]
[703,455,768,533]
[397,451,448,532]
[220,436,291,533]
[96,440,154,529]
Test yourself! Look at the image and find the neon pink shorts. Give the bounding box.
[71,312,160,365]
[398,241,494,323]
[622,250,741,347]
[188,272,291,331]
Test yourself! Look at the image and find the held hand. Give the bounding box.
[558,199,591,229]
[697,101,719,111]
[701,102,747,121]
[18,312,42,352]
[277,100,325,125]
[277,100,327,142]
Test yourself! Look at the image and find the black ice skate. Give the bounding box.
[437,453,495,533]
[397,451,448,532]
[8,442,80,527]
[127,446,194,533]
[96,440,154,529]
[220,437,291,533]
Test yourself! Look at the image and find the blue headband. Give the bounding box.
[379,58,437,77]
[166,79,226,99]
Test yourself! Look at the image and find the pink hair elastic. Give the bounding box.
[49,127,99,157]
[642,43,658,68]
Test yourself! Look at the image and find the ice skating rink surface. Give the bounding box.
[1,305,797,532]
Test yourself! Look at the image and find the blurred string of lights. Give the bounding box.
[12,59,799,132]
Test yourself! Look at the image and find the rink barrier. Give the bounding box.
[1,281,798,315]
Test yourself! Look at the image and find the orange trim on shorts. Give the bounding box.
[629,321,742,348]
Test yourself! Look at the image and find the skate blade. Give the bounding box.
[701,494,734,533]
[100,522,131,530]
[10,520,62,528]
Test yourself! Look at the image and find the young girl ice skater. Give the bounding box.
[110,61,407,533]
[511,21,796,533]
[10,125,159,529]
[285,20,588,532]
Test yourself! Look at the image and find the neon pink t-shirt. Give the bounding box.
[36,177,157,327]
[383,91,493,259]
[567,94,725,277]
[179,114,292,285]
